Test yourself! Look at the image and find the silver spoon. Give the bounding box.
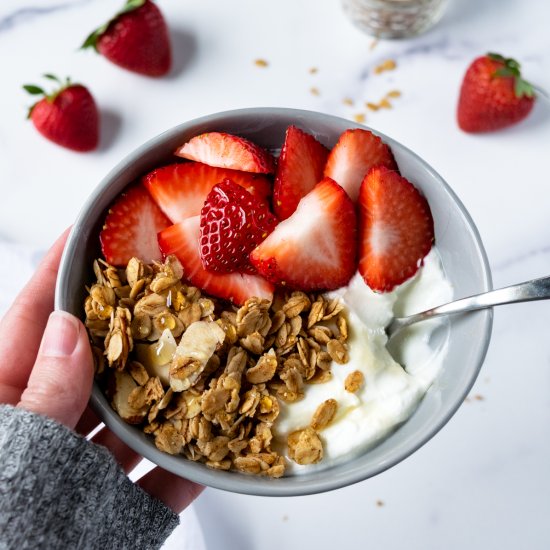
[386,275,550,339]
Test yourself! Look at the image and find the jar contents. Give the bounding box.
[341,0,448,39]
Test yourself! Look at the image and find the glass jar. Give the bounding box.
[341,0,449,39]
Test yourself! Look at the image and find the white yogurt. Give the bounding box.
[273,248,453,473]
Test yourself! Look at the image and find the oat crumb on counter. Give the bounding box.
[374,59,397,74]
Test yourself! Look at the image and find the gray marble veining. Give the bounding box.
[0,0,92,33]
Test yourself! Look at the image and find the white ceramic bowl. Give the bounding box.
[55,108,492,496]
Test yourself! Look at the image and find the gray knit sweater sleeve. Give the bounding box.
[0,405,179,550]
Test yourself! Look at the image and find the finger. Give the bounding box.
[0,228,70,402]
[76,406,102,437]
[92,426,142,473]
[137,468,204,513]
[18,311,94,429]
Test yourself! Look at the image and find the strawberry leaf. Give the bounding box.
[493,67,517,79]
[488,52,536,99]
[120,0,147,14]
[81,25,108,51]
[43,73,61,83]
[487,52,506,64]
[23,84,45,95]
[515,78,535,98]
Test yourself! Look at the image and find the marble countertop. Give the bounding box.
[1,1,549,548]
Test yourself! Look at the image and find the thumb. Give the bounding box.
[18,311,94,429]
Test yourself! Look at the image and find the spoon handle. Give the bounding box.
[389,275,550,335]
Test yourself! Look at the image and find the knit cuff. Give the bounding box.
[0,404,179,550]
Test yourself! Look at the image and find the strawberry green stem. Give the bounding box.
[23,74,74,118]
[487,52,535,99]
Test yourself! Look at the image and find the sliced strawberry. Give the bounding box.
[175,132,276,174]
[100,185,171,266]
[143,162,271,223]
[273,126,329,220]
[358,166,434,292]
[200,179,278,274]
[158,216,274,305]
[324,129,397,202]
[250,178,357,291]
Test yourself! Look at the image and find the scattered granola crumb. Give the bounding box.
[374,59,397,74]
[474,394,485,401]
[376,499,385,507]
[365,90,401,112]
[254,58,269,68]
[386,89,402,98]
[353,113,366,123]
[342,97,354,106]
[309,67,318,74]
[310,87,320,96]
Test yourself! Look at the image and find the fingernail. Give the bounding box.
[40,311,80,357]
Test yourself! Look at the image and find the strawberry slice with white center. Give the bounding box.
[273,125,329,220]
[100,185,171,266]
[250,178,357,291]
[175,132,276,174]
[158,216,274,305]
[324,129,397,202]
[143,162,271,223]
[358,166,434,292]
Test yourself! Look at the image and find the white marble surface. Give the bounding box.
[1,0,550,548]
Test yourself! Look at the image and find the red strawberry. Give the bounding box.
[143,162,271,223]
[457,53,536,133]
[100,185,171,266]
[323,129,397,202]
[250,178,357,291]
[82,0,171,77]
[175,132,276,174]
[24,75,99,152]
[358,166,434,293]
[200,179,278,274]
[273,126,329,220]
[158,217,274,305]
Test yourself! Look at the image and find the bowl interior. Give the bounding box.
[55,108,492,496]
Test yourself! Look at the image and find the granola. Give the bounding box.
[85,255,351,477]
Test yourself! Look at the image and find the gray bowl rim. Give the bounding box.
[55,107,493,497]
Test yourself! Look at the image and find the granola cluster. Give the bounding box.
[84,255,351,476]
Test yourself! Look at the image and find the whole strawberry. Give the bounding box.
[24,75,99,152]
[82,0,171,77]
[457,53,535,133]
